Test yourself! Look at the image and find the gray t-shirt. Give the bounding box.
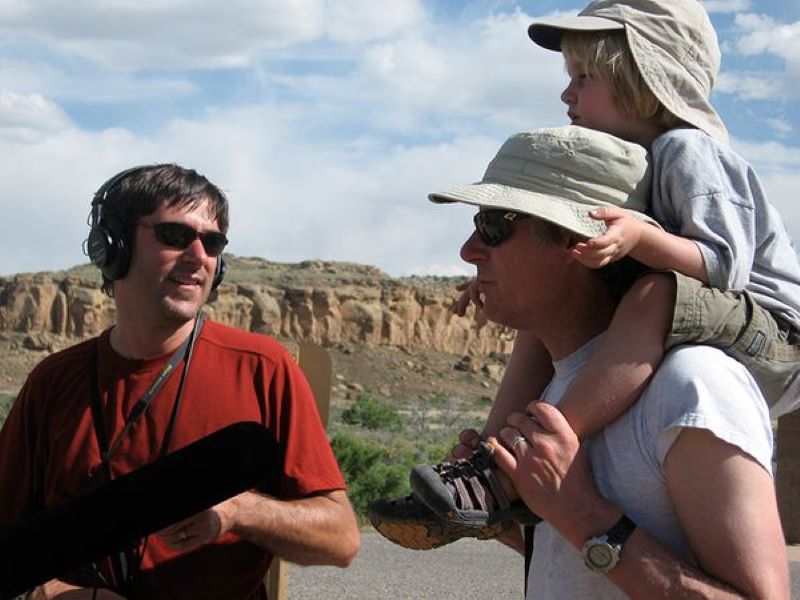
[527,336,774,600]
[651,128,800,330]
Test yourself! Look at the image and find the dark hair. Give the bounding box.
[526,216,646,302]
[526,216,581,248]
[98,163,229,294]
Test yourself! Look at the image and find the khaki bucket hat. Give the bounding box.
[428,126,657,240]
[528,0,729,145]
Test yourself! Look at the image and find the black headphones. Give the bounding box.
[85,165,226,290]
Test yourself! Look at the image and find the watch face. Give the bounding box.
[587,543,613,568]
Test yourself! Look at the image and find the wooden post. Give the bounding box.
[297,341,332,428]
[776,410,800,543]
[266,556,289,600]
[265,342,333,599]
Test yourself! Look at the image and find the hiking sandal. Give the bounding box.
[368,493,511,550]
[410,442,541,529]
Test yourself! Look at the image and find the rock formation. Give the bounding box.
[0,257,515,356]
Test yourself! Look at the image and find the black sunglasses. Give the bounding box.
[473,210,528,246]
[139,222,228,257]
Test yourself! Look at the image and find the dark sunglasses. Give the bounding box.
[473,210,528,246]
[139,222,228,257]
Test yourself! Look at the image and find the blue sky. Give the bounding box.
[1,0,798,277]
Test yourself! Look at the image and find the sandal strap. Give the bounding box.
[434,443,511,513]
[474,443,511,512]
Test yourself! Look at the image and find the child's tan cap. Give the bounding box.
[529,0,729,145]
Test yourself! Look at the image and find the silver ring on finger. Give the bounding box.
[511,434,527,451]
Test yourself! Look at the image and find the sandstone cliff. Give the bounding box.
[0,256,514,356]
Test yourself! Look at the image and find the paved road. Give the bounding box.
[288,532,524,599]
[288,533,800,599]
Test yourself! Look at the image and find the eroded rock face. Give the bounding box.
[0,274,115,337]
[0,258,515,355]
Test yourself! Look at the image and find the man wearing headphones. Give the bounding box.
[0,164,359,599]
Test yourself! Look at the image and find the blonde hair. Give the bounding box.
[561,30,683,131]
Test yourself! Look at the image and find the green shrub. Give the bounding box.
[330,391,489,519]
[330,431,408,514]
[340,394,403,431]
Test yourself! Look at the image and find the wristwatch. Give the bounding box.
[581,514,636,573]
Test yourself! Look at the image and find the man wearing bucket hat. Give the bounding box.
[371,0,800,554]
[419,126,788,597]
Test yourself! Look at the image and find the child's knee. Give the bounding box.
[616,272,676,338]
[626,272,676,306]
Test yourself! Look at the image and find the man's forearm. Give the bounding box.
[230,489,359,567]
[601,525,773,599]
[546,491,786,599]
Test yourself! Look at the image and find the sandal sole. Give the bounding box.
[371,518,510,550]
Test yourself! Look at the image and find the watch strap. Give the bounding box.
[582,513,637,573]
[605,514,636,547]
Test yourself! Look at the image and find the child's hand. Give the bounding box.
[570,206,644,268]
[451,278,483,316]
[449,428,482,459]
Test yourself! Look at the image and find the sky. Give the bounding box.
[1,0,798,278]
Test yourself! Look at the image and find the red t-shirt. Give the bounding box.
[0,320,345,599]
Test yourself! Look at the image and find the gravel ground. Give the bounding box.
[287,533,800,599]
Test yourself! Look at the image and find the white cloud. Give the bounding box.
[714,13,800,101]
[734,136,800,171]
[0,6,572,276]
[0,57,197,103]
[328,10,565,134]
[758,169,800,245]
[701,0,752,13]
[732,13,800,76]
[0,125,150,276]
[0,2,796,281]
[765,117,794,136]
[716,71,783,100]
[0,0,427,71]
[0,91,72,143]
[734,14,800,56]
[732,137,800,241]
[324,0,426,43]
[0,96,496,277]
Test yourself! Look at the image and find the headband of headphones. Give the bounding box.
[89,165,152,233]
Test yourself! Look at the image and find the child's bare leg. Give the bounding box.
[557,272,675,439]
[482,330,553,437]
[473,330,552,501]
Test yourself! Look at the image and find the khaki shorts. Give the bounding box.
[664,271,800,409]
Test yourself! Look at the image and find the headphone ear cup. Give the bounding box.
[87,224,113,272]
[212,256,227,291]
[86,219,130,281]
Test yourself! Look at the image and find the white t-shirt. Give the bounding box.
[526,337,774,600]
